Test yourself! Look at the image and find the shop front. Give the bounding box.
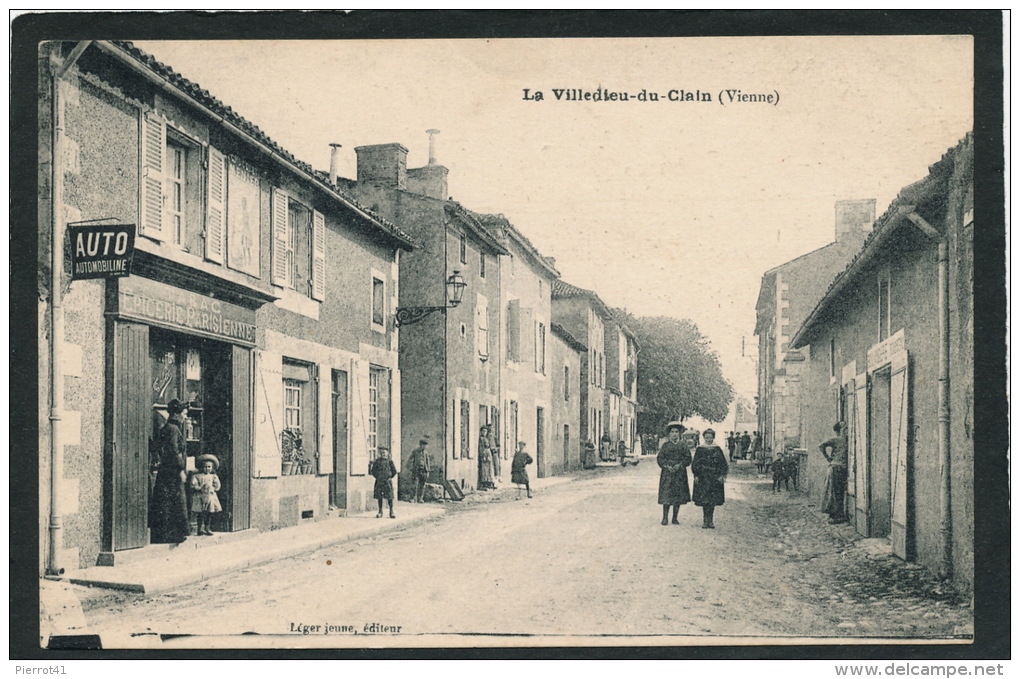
[103,274,261,553]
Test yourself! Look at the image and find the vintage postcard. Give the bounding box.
[14,11,1006,659]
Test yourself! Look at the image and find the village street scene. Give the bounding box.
[30,33,985,650]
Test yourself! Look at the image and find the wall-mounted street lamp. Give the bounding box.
[394,271,467,327]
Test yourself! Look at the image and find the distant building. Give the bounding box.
[791,135,973,593]
[753,199,875,457]
[548,323,586,475]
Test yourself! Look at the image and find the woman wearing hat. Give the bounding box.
[150,399,191,543]
[657,422,692,525]
[190,454,222,536]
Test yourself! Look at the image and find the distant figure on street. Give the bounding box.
[657,422,692,526]
[819,422,849,524]
[726,432,736,461]
[600,433,613,462]
[511,441,534,499]
[189,453,221,536]
[478,425,495,491]
[740,432,752,460]
[150,398,190,544]
[409,438,432,503]
[692,428,728,529]
[751,431,762,457]
[370,447,397,519]
[583,439,597,469]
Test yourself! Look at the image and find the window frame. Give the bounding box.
[371,269,387,333]
[163,128,204,253]
[460,232,467,264]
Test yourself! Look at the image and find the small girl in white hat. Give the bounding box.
[190,454,222,535]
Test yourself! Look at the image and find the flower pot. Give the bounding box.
[281,461,295,476]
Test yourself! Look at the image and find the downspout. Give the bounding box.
[906,208,952,579]
[47,40,91,576]
[937,239,952,579]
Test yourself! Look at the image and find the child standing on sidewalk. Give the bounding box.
[190,454,222,536]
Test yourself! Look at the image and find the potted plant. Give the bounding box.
[281,428,302,476]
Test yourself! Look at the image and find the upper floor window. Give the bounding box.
[479,251,486,278]
[272,188,325,301]
[372,275,386,329]
[829,338,836,380]
[535,322,546,374]
[878,270,891,341]
[460,233,467,264]
[564,365,570,401]
[140,112,217,259]
[476,294,489,359]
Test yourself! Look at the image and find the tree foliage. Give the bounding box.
[619,312,734,435]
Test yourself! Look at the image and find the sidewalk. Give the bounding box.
[47,502,445,594]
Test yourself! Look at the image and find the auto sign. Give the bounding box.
[70,223,136,280]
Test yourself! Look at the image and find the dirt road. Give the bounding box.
[75,459,971,645]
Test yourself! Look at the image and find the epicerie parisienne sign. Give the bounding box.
[70,223,136,280]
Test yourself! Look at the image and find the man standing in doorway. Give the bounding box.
[819,422,849,524]
[409,437,432,503]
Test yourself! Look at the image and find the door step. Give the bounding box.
[96,529,258,566]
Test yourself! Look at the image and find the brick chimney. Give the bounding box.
[406,129,448,200]
[355,143,408,190]
[834,199,876,243]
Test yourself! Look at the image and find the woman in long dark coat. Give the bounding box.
[657,423,691,526]
[692,428,729,529]
[150,399,191,544]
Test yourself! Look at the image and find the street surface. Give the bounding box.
[75,460,972,645]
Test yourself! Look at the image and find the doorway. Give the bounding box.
[563,424,570,469]
[536,407,545,476]
[330,369,349,510]
[869,368,892,538]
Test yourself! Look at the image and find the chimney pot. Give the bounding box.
[328,143,342,187]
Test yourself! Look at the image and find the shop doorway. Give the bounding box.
[330,369,349,510]
[869,367,892,538]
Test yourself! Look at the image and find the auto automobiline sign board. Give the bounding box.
[70,223,136,280]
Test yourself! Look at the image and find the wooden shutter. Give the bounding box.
[139,111,167,240]
[507,300,520,361]
[890,352,910,559]
[254,352,282,478]
[349,360,369,475]
[271,188,289,286]
[521,306,535,369]
[205,146,227,263]
[311,209,326,301]
[111,321,150,550]
[391,369,401,473]
[853,373,869,535]
[317,368,334,475]
[231,345,252,529]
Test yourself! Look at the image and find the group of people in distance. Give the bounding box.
[725,430,762,461]
[657,423,728,529]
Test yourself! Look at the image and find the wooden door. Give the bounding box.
[563,424,570,469]
[890,352,911,559]
[331,370,349,509]
[536,407,545,476]
[869,368,892,538]
[853,373,869,535]
[231,345,252,530]
[110,321,150,550]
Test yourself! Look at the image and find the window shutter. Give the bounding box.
[521,306,535,369]
[205,146,227,263]
[507,299,521,362]
[271,188,289,286]
[139,110,167,239]
[311,209,326,301]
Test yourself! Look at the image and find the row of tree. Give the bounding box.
[615,311,734,437]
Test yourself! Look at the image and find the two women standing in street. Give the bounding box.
[656,423,728,529]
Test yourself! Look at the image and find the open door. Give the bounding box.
[890,351,911,559]
[331,370,349,510]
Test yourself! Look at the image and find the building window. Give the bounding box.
[460,233,467,264]
[878,272,891,341]
[479,251,486,278]
[368,369,381,459]
[536,322,546,374]
[460,399,472,459]
[282,360,317,474]
[271,188,325,300]
[564,365,570,401]
[372,275,386,328]
[477,294,489,358]
[829,339,836,380]
[164,133,203,254]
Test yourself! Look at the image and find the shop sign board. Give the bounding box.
[115,276,257,346]
[867,329,905,371]
[70,223,136,280]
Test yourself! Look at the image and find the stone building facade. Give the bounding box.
[38,41,414,573]
[791,136,974,594]
[753,199,874,458]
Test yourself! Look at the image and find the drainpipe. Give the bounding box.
[937,240,952,579]
[47,40,91,576]
[907,208,952,579]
